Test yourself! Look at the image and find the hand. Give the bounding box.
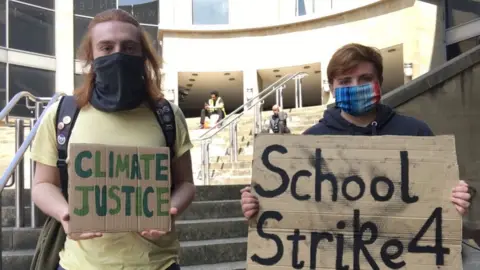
[141,207,178,240]
[60,212,103,241]
[241,186,259,220]
[451,180,473,215]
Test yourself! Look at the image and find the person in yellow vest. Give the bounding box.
[200,91,226,129]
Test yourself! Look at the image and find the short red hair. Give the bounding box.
[327,43,384,85]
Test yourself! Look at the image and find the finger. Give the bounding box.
[149,230,166,237]
[241,197,258,204]
[452,192,471,201]
[452,185,469,193]
[455,204,467,215]
[240,186,251,193]
[80,232,102,239]
[459,180,468,186]
[451,197,471,209]
[169,207,178,216]
[244,209,258,219]
[242,203,259,213]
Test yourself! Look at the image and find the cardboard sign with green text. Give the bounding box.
[246,134,462,269]
[67,143,171,233]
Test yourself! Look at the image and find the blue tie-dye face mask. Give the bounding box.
[334,82,382,116]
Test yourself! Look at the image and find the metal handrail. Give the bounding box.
[0,92,66,192]
[0,91,46,121]
[196,72,304,141]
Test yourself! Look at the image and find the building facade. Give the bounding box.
[0,0,479,118]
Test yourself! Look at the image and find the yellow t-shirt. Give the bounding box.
[30,99,194,270]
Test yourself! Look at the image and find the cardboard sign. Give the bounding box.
[68,143,171,233]
[247,135,462,269]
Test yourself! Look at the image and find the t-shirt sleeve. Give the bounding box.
[30,101,60,167]
[172,104,194,160]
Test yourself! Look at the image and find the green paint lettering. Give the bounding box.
[73,186,94,216]
[95,185,107,216]
[135,186,143,216]
[140,154,154,180]
[130,154,142,180]
[155,154,169,181]
[122,186,135,216]
[108,151,114,177]
[108,185,121,215]
[94,151,106,177]
[116,154,130,178]
[74,151,92,178]
[156,187,169,216]
[143,186,154,217]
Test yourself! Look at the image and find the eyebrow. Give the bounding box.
[337,73,375,79]
[96,39,140,46]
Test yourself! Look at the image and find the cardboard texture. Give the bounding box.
[246,134,462,270]
[68,143,171,233]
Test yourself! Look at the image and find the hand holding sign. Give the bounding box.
[140,207,178,240]
[60,212,103,241]
[451,180,472,215]
[241,186,259,219]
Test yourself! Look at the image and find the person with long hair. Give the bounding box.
[30,9,195,270]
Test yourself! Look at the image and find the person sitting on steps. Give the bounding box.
[200,91,226,129]
[265,104,290,134]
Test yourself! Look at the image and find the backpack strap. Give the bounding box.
[150,99,177,191]
[55,96,80,201]
[151,98,176,159]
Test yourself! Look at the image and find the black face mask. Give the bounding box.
[90,53,148,112]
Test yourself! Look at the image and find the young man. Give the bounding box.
[199,91,226,129]
[241,43,472,223]
[265,104,290,134]
[30,9,195,270]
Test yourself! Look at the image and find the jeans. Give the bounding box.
[58,263,181,270]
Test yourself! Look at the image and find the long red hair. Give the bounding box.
[74,9,163,107]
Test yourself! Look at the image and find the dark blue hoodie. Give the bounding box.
[303,104,434,136]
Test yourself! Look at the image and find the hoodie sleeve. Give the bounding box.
[417,122,435,136]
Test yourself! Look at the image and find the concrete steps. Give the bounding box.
[0,185,249,269]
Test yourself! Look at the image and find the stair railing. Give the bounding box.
[196,72,308,185]
[0,92,65,227]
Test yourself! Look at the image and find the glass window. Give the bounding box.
[192,0,229,25]
[8,65,55,117]
[447,35,480,60]
[446,0,480,28]
[74,73,84,89]
[17,0,54,9]
[9,1,55,55]
[0,2,6,47]
[119,0,159,25]
[142,24,160,53]
[296,0,317,16]
[74,15,91,59]
[74,0,116,17]
[0,63,6,111]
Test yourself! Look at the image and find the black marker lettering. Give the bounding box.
[381,239,405,269]
[400,151,418,203]
[408,207,449,265]
[287,229,306,269]
[353,209,379,270]
[291,170,312,201]
[336,221,349,270]
[342,176,366,201]
[256,145,289,198]
[251,211,284,265]
[315,148,338,202]
[310,232,334,269]
[370,176,394,202]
